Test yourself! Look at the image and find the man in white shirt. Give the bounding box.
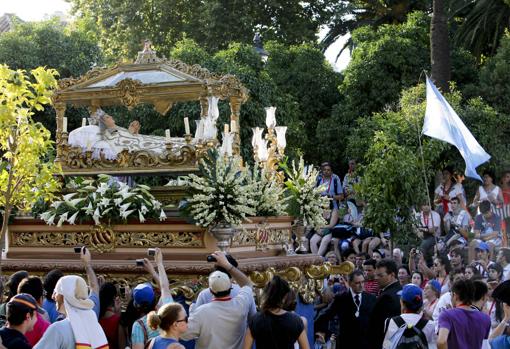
[443,197,470,247]
[415,204,441,266]
[181,251,254,349]
[383,283,437,349]
[432,268,466,327]
[496,248,510,281]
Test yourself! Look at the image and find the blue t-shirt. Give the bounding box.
[152,337,179,349]
[474,213,501,237]
[317,174,342,209]
[43,298,59,323]
[491,335,510,349]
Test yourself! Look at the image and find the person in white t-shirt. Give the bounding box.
[181,251,254,349]
[496,248,510,281]
[382,283,437,349]
[415,204,441,266]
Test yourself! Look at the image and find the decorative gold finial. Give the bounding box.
[135,39,162,64]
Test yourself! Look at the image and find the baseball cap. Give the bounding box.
[8,293,38,311]
[209,271,232,294]
[133,283,155,307]
[475,241,490,252]
[398,284,423,311]
[428,280,441,295]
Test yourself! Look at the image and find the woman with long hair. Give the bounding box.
[146,303,188,349]
[99,283,123,349]
[243,276,309,349]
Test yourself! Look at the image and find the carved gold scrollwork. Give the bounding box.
[276,266,302,282]
[115,231,204,248]
[115,78,143,109]
[89,224,115,253]
[304,263,330,280]
[249,268,275,288]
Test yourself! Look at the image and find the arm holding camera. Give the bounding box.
[142,257,159,287]
[80,246,99,295]
[212,251,252,288]
[154,248,172,300]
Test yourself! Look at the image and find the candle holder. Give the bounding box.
[61,131,69,145]
[184,134,193,144]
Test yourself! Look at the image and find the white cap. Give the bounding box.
[208,271,232,294]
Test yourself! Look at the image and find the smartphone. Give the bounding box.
[136,259,144,267]
[206,255,217,262]
[147,248,156,257]
[74,246,83,253]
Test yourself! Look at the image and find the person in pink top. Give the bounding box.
[17,276,51,346]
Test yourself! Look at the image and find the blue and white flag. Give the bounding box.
[422,76,490,181]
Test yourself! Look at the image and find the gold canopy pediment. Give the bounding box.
[54,57,248,112]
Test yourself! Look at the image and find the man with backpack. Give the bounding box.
[382,283,437,349]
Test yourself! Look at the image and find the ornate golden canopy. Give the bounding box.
[53,43,248,175]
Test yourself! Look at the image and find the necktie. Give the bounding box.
[354,294,360,307]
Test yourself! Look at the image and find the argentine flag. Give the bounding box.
[422,76,490,181]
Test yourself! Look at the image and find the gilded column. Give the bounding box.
[54,102,66,163]
[229,96,242,156]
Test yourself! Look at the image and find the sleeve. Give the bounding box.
[434,185,442,196]
[192,289,208,312]
[180,312,201,341]
[236,286,254,314]
[314,295,340,333]
[33,322,63,349]
[89,291,100,319]
[437,310,452,331]
[131,320,145,345]
[335,176,342,194]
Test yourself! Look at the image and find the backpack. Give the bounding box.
[387,315,429,349]
[136,319,152,349]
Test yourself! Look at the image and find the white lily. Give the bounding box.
[67,197,86,208]
[138,211,146,223]
[50,201,62,209]
[82,202,94,215]
[47,214,56,225]
[96,182,109,195]
[121,209,135,219]
[92,214,101,225]
[67,211,79,225]
[114,198,123,206]
[151,200,161,210]
[119,203,131,213]
[57,212,69,227]
[159,209,167,221]
[140,204,148,214]
[39,211,52,221]
[62,193,77,201]
[99,198,110,208]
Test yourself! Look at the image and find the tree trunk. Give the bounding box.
[0,206,11,275]
[430,0,451,92]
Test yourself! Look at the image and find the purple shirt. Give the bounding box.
[438,308,490,349]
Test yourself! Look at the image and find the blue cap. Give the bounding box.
[428,280,441,295]
[398,284,423,311]
[476,241,490,252]
[133,283,155,307]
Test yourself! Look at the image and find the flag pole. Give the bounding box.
[416,72,437,244]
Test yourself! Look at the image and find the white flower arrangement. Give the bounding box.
[246,165,288,217]
[40,174,166,226]
[281,157,329,228]
[185,150,256,228]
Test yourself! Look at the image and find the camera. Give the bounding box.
[147,248,156,257]
[206,255,217,262]
[135,259,144,267]
[74,246,84,253]
[118,286,126,297]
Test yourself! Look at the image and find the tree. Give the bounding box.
[68,0,334,60]
[430,0,451,91]
[320,0,430,60]
[453,0,510,59]
[0,66,61,268]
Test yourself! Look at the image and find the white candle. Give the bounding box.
[230,120,237,133]
[82,118,87,127]
[165,129,170,142]
[62,117,68,133]
[224,124,229,134]
[184,117,191,135]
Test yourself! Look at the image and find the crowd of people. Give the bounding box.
[1,160,510,349]
[308,161,510,348]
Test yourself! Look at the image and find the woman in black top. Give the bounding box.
[243,276,309,349]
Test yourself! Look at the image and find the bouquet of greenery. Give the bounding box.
[185,150,256,227]
[40,175,166,226]
[281,157,329,228]
[246,165,288,217]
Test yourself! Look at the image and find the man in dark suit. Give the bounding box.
[315,270,376,348]
[368,258,402,349]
